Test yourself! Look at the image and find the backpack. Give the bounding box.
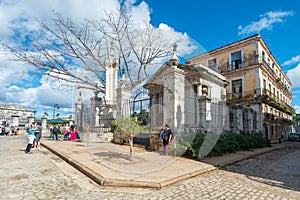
[160,130,166,139]
[53,126,59,134]
[161,130,170,140]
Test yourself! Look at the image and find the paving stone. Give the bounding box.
[1,136,300,199]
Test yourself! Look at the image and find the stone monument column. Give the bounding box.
[163,48,185,130]
[116,69,131,119]
[104,41,119,106]
[41,117,47,130]
[75,92,84,132]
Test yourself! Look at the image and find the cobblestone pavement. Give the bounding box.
[1,136,299,200]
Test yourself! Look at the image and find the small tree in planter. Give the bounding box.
[112,117,144,158]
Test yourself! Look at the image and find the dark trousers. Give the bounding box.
[53,133,59,140]
[25,143,33,153]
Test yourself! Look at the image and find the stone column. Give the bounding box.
[116,86,131,119]
[75,94,84,132]
[104,43,119,106]
[163,65,185,130]
[197,96,211,132]
[41,117,47,130]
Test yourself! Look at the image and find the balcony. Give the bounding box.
[262,59,275,76]
[227,88,295,115]
[264,113,293,125]
[220,56,277,78]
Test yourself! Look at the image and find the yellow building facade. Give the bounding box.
[187,34,294,141]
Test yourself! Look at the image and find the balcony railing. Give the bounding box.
[262,59,275,76]
[264,113,293,125]
[227,88,295,114]
[220,55,276,77]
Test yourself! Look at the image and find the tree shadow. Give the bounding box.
[94,151,131,160]
[93,151,146,164]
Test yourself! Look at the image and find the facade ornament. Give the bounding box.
[170,43,179,65]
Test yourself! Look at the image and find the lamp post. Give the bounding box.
[53,104,59,119]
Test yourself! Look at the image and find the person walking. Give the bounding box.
[161,124,173,156]
[25,124,35,154]
[33,123,42,149]
[52,125,59,141]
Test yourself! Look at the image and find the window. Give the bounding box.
[243,110,249,130]
[231,51,242,70]
[253,112,257,130]
[229,111,234,128]
[232,79,243,98]
[229,110,236,128]
[208,58,217,71]
[262,50,265,61]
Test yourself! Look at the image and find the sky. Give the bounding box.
[0,0,300,118]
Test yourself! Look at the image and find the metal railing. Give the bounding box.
[227,88,294,114]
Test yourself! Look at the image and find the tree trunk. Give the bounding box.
[129,138,134,157]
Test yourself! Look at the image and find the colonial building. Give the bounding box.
[187,34,294,140]
[144,46,228,132]
[0,104,35,126]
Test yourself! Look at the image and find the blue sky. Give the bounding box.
[0,0,300,117]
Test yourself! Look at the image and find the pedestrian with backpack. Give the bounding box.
[52,125,59,141]
[161,124,173,156]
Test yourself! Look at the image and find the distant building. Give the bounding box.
[187,34,294,140]
[0,104,35,126]
[295,114,300,133]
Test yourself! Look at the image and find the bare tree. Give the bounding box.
[2,8,173,93]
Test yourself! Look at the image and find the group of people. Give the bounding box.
[24,123,42,154]
[52,125,78,141]
[25,123,78,154]
[1,124,19,136]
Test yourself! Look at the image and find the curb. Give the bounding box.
[214,145,286,167]
[41,143,106,185]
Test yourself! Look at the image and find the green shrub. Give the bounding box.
[181,131,270,159]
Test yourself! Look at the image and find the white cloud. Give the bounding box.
[0,0,121,43]
[0,51,33,87]
[157,23,199,56]
[287,63,300,87]
[238,10,294,35]
[293,105,300,114]
[0,0,200,118]
[1,85,37,107]
[282,55,300,66]
[126,1,151,28]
